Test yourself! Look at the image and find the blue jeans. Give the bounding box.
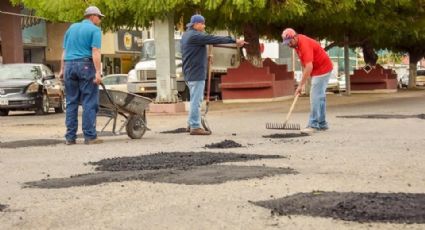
[64,58,99,141]
[308,71,331,129]
[187,80,205,129]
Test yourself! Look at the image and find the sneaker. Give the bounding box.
[65,140,76,145]
[300,127,319,134]
[84,138,104,145]
[190,128,211,135]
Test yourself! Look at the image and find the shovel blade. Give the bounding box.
[201,116,211,132]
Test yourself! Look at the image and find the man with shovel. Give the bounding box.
[281,28,333,134]
[181,14,246,135]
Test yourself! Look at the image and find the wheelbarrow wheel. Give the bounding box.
[126,114,147,139]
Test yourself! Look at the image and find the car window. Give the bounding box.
[118,76,128,84]
[416,70,425,76]
[42,65,53,76]
[103,76,117,85]
[0,65,41,80]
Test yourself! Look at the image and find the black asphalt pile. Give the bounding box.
[160,128,188,134]
[25,165,297,188]
[253,192,425,224]
[0,139,63,148]
[89,152,283,171]
[0,204,7,212]
[337,114,424,119]
[263,133,309,139]
[204,140,243,149]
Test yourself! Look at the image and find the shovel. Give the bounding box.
[201,45,213,132]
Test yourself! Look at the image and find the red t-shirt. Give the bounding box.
[295,34,333,77]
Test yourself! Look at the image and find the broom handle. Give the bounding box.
[284,94,299,123]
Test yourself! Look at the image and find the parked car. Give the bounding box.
[101,74,128,92]
[416,69,425,86]
[0,63,65,116]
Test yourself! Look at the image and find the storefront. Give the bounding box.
[101,29,143,75]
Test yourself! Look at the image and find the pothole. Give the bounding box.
[25,152,293,188]
[204,140,243,149]
[89,152,283,171]
[160,128,188,134]
[0,204,7,212]
[253,191,425,224]
[263,133,309,139]
[0,139,64,148]
[25,165,297,188]
[337,114,425,119]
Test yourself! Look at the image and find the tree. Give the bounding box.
[11,0,308,66]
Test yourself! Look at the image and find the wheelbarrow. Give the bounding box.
[98,83,152,139]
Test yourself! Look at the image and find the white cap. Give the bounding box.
[84,6,105,17]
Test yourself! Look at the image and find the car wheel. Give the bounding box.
[35,93,50,115]
[55,96,65,113]
[0,109,9,116]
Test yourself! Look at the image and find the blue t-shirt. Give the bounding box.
[63,19,101,60]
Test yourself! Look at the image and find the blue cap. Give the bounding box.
[186,14,205,27]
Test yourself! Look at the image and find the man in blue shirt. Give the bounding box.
[59,6,104,145]
[181,14,246,135]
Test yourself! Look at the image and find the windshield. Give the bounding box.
[140,39,182,61]
[0,65,41,80]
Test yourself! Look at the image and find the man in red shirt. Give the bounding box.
[282,28,333,134]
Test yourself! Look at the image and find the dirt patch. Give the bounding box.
[0,204,7,212]
[0,139,64,149]
[25,165,297,188]
[337,114,425,119]
[89,152,283,171]
[160,128,188,134]
[263,133,309,139]
[253,191,425,224]
[204,140,243,149]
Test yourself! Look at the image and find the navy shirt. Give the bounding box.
[63,19,101,60]
[181,28,235,81]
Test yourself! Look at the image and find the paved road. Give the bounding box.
[1,90,425,229]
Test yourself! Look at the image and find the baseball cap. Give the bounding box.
[281,28,296,45]
[186,14,205,27]
[84,6,105,18]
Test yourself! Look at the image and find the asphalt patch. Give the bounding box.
[263,133,309,139]
[0,204,7,212]
[0,139,63,148]
[160,128,188,134]
[204,140,243,149]
[89,152,283,171]
[253,191,425,224]
[337,114,425,119]
[25,165,297,188]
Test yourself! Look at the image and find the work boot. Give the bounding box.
[65,140,76,145]
[190,128,211,135]
[300,127,319,135]
[84,138,104,145]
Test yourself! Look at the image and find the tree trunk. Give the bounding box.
[408,50,423,89]
[361,42,378,66]
[243,23,262,67]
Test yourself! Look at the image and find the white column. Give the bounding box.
[154,13,178,103]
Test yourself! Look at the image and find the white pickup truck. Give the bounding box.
[127,38,240,100]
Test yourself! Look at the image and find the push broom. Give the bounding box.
[266,94,301,130]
